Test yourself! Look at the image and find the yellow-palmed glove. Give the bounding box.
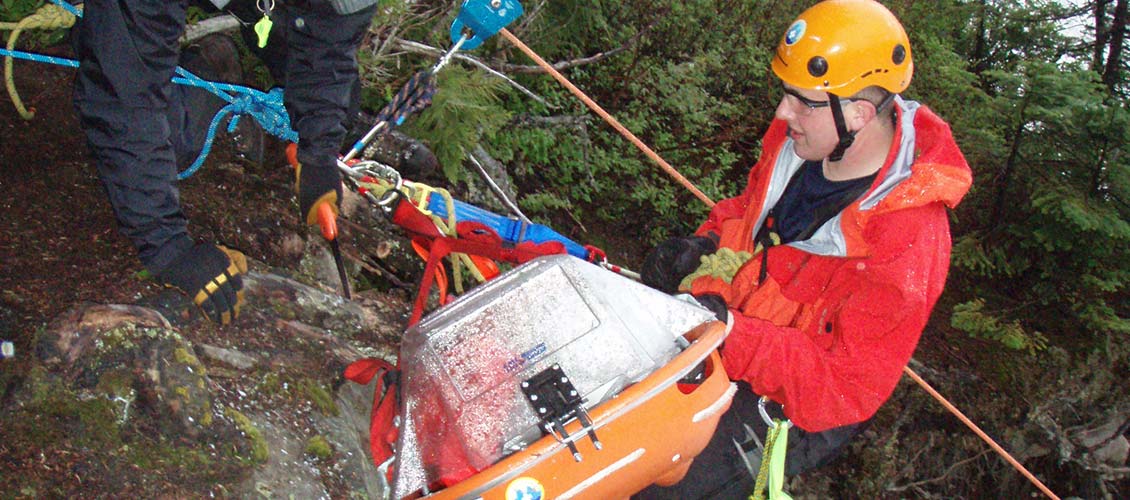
[155,244,248,324]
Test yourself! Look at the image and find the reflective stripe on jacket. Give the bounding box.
[688,98,973,432]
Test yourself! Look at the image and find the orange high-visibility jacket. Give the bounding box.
[689,99,972,432]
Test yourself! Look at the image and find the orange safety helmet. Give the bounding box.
[771,0,913,97]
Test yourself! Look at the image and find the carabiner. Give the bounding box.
[376,188,403,213]
[758,396,792,429]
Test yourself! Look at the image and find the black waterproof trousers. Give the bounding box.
[73,0,375,272]
[634,382,866,499]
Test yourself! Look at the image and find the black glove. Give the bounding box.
[693,293,729,324]
[641,235,718,294]
[155,243,248,324]
[295,161,343,226]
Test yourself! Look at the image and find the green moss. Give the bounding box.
[224,408,269,464]
[173,347,205,373]
[95,369,134,396]
[298,379,339,417]
[304,435,333,460]
[95,368,137,424]
[267,296,298,320]
[74,395,123,449]
[7,367,122,449]
[94,325,183,354]
[255,372,285,396]
[129,438,214,471]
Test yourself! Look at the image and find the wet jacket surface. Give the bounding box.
[688,99,972,432]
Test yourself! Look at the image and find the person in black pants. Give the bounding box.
[72,0,378,323]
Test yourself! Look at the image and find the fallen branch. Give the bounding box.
[276,319,365,363]
[183,15,240,43]
[887,449,992,493]
[497,22,650,75]
[498,45,632,74]
[340,246,413,290]
[387,38,551,107]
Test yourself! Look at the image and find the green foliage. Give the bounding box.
[951,232,1020,278]
[0,0,41,23]
[403,65,512,181]
[946,55,1130,354]
[477,0,784,244]
[951,299,1048,353]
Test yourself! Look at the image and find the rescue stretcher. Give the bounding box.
[384,255,735,499]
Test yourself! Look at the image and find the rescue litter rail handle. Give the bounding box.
[498,28,716,208]
[497,25,1060,500]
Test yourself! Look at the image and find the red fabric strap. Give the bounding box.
[344,358,399,478]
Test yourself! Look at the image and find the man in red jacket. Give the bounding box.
[637,1,972,497]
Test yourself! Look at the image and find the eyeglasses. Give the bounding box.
[780,87,858,116]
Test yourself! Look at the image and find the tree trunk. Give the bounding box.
[1095,0,1110,73]
[1103,0,1129,90]
[973,0,991,79]
[991,95,1030,222]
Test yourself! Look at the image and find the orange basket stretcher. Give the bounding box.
[388,255,735,499]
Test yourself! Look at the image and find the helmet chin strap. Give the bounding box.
[827,92,899,162]
[827,93,855,162]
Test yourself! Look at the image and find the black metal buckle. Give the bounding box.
[520,364,602,461]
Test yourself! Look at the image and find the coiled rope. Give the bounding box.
[1,1,80,119]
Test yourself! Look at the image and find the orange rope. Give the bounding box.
[903,367,1059,499]
[498,28,716,208]
[500,26,1059,500]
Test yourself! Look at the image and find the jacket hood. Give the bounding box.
[860,97,972,214]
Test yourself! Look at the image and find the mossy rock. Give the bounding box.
[298,379,339,417]
[304,435,333,460]
[36,304,216,438]
[225,407,270,464]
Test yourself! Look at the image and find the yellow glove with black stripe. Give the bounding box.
[155,243,248,324]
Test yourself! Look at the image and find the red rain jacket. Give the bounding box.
[688,99,972,432]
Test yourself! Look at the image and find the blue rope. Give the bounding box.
[49,0,80,16]
[173,67,298,179]
[0,47,77,68]
[1,0,300,179]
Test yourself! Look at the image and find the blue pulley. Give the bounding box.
[450,0,524,50]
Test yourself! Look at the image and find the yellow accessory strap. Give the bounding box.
[751,419,793,500]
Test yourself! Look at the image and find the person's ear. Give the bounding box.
[849,99,877,131]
